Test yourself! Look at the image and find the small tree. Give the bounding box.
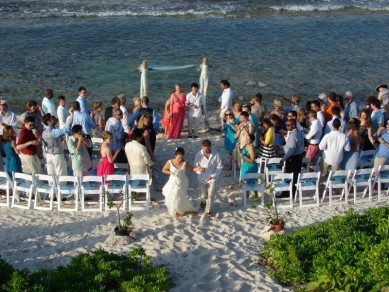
[106,190,133,234]
[252,180,291,229]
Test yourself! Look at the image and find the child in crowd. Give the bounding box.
[97,131,120,176]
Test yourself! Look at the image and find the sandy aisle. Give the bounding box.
[1,130,388,291]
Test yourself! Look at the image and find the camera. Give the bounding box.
[82,133,88,139]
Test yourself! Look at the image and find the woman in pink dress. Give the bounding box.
[97,131,120,176]
[166,84,186,139]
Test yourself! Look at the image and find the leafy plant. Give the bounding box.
[252,179,291,225]
[260,207,389,291]
[0,249,171,291]
[106,190,133,232]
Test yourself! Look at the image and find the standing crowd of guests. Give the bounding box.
[219,82,389,198]
[1,81,389,216]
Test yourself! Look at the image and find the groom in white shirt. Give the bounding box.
[194,139,223,217]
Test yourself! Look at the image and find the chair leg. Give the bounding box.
[243,190,247,209]
[329,185,333,206]
[299,186,303,208]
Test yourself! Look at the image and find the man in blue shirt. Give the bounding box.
[76,86,88,114]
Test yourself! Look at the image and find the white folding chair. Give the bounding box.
[104,174,128,211]
[12,172,35,209]
[255,157,268,174]
[128,174,151,211]
[80,175,104,212]
[0,171,13,207]
[266,170,294,208]
[114,163,129,175]
[309,156,322,172]
[295,171,320,208]
[350,168,375,204]
[322,170,352,206]
[376,165,389,202]
[358,150,376,169]
[301,157,312,173]
[266,157,284,171]
[91,137,103,159]
[241,173,265,209]
[57,175,80,212]
[34,174,56,211]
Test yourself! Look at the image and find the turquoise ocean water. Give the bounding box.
[1,0,389,113]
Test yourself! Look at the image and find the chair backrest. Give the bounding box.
[81,175,104,184]
[266,157,283,171]
[114,163,129,174]
[353,168,374,181]
[298,171,321,182]
[378,164,389,177]
[13,172,34,182]
[358,150,376,169]
[35,174,56,185]
[255,157,268,174]
[272,172,293,183]
[328,170,351,183]
[242,173,265,184]
[129,173,150,181]
[0,171,11,184]
[57,175,80,185]
[105,174,127,183]
[310,156,322,172]
[301,157,311,173]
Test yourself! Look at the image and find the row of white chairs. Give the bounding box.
[241,165,389,209]
[0,172,151,212]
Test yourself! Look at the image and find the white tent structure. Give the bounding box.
[138,57,210,128]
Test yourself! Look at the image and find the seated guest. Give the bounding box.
[67,124,92,177]
[16,116,42,174]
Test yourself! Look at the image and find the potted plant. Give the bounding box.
[106,190,134,236]
[252,180,290,232]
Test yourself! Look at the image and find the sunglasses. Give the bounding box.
[225,113,232,116]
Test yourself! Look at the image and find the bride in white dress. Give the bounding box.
[162,147,203,218]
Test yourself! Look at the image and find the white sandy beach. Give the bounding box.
[1,128,389,291]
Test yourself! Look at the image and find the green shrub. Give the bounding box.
[261,207,389,291]
[0,248,170,292]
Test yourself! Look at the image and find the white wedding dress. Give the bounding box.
[162,160,197,216]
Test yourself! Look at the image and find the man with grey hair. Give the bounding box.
[344,91,359,121]
[105,107,127,163]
